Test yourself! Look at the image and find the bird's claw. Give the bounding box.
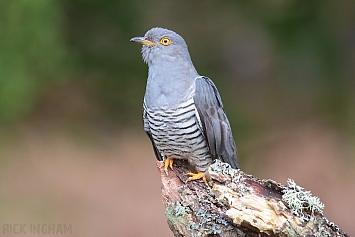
[185,172,207,184]
[164,157,174,175]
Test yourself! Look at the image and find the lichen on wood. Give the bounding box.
[157,160,349,237]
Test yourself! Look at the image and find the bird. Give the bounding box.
[130,27,238,182]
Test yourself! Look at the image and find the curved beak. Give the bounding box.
[130,36,157,46]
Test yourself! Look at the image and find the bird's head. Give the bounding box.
[130,27,191,65]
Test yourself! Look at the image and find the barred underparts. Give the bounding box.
[144,98,211,172]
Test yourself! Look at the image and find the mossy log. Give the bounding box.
[157,160,349,237]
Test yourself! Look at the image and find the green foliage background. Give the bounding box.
[0,0,68,122]
[1,0,354,145]
[1,1,355,236]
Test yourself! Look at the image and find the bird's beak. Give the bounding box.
[130,36,157,46]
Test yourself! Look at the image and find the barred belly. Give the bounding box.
[145,98,212,172]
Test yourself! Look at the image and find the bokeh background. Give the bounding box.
[1,0,355,236]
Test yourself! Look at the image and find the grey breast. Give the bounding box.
[144,97,212,172]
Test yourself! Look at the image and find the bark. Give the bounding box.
[157,160,350,237]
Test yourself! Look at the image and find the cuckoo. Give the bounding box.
[131,27,238,182]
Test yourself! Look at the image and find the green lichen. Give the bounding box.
[314,229,331,237]
[210,160,236,176]
[167,200,231,236]
[192,205,230,235]
[282,221,298,236]
[282,220,311,236]
[311,217,332,237]
[165,202,192,232]
[173,202,191,217]
[282,179,324,222]
[210,160,246,192]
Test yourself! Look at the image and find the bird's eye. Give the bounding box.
[160,37,172,46]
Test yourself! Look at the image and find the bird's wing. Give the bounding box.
[193,76,238,169]
[143,102,163,161]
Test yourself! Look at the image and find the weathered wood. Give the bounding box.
[157,160,350,237]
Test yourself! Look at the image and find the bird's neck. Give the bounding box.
[144,60,199,108]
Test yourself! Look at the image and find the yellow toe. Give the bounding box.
[164,157,174,175]
[185,172,207,183]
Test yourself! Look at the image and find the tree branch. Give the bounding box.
[157,160,349,237]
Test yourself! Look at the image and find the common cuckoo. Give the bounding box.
[131,27,238,182]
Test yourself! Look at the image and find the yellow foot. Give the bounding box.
[185,172,207,184]
[164,157,174,175]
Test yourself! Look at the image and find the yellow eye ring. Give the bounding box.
[160,37,172,46]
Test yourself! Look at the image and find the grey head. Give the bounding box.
[131,27,194,66]
[131,27,199,107]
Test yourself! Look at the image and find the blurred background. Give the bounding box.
[1,0,355,236]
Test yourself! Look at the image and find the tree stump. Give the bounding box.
[157,160,350,237]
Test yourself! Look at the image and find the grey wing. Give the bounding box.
[143,103,163,161]
[193,76,238,169]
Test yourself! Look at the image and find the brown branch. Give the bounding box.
[157,160,350,237]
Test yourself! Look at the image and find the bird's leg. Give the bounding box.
[185,172,207,184]
[164,157,174,175]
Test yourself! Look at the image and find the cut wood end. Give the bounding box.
[211,180,294,234]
